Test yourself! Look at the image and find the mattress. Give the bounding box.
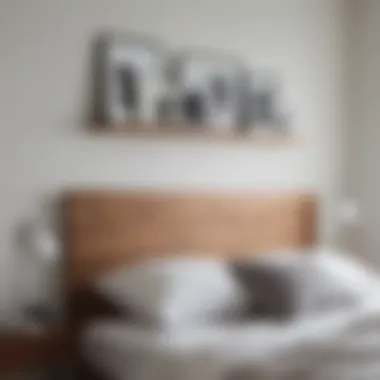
[82,307,368,380]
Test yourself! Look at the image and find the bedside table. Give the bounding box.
[0,328,71,374]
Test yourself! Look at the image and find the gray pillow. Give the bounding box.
[231,259,301,320]
[231,254,357,321]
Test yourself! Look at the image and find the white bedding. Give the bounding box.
[82,295,380,380]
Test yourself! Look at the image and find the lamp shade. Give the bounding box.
[22,221,60,262]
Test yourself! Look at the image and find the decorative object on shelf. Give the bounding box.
[236,67,254,132]
[95,32,165,128]
[91,31,294,141]
[155,60,183,125]
[251,70,280,124]
[168,52,246,132]
[241,69,290,135]
[182,92,206,126]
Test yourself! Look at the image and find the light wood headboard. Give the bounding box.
[63,190,316,379]
[64,190,316,290]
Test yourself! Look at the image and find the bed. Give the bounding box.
[63,190,317,380]
[63,190,380,380]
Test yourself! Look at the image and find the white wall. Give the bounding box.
[342,0,380,264]
[0,0,346,324]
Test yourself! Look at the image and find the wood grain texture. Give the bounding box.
[64,190,316,289]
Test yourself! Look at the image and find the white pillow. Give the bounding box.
[305,247,380,302]
[291,247,378,317]
[96,257,246,327]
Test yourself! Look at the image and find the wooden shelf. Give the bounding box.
[93,123,295,146]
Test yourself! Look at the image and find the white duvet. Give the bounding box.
[83,294,380,380]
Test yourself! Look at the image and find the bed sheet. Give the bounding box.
[83,302,376,380]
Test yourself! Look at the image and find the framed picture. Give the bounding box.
[250,70,282,127]
[95,32,165,129]
[238,69,289,134]
[167,51,246,133]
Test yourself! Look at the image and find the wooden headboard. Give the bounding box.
[63,190,316,378]
[64,190,316,290]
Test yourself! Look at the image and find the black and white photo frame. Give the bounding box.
[166,51,246,133]
[95,32,165,129]
[245,69,289,134]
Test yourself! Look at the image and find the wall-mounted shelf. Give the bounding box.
[93,123,296,146]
